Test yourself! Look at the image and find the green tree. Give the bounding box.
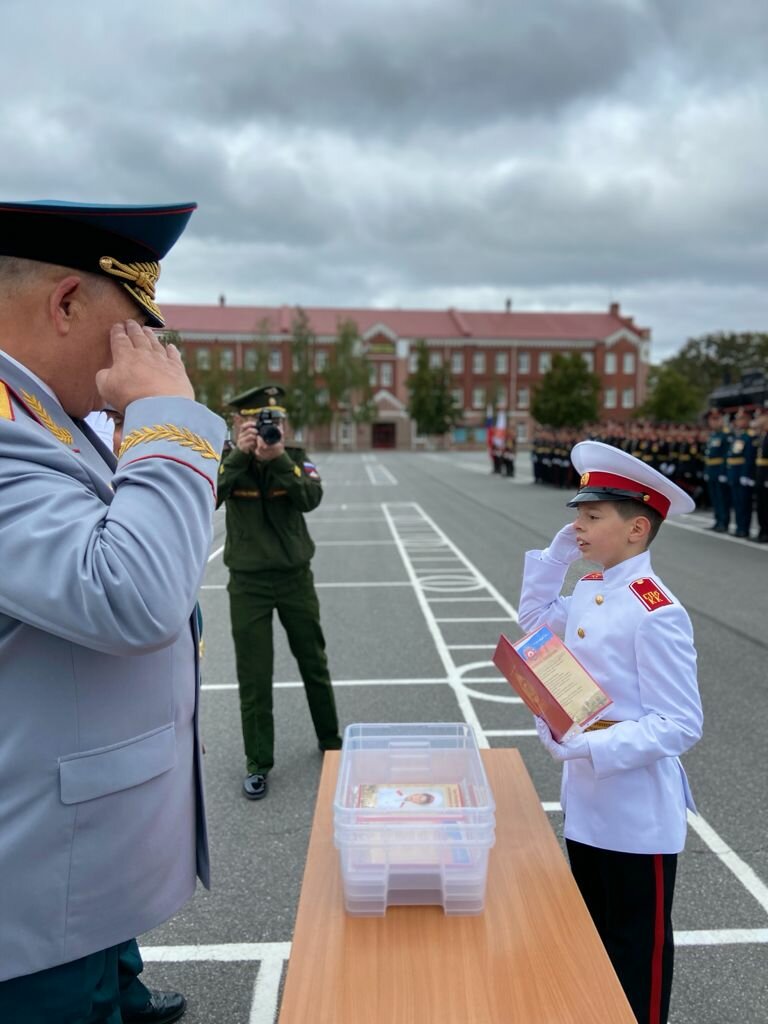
[638,364,705,422]
[325,318,375,444]
[163,329,232,412]
[664,332,768,394]
[532,353,600,428]
[407,340,459,437]
[285,308,329,439]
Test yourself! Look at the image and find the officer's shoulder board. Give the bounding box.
[580,571,603,581]
[629,577,673,612]
[0,381,14,421]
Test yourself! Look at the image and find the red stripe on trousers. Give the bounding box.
[649,854,665,1024]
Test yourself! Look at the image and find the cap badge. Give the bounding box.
[580,472,590,487]
[99,256,162,324]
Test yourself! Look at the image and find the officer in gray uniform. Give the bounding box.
[0,200,226,1024]
[217,385,342,801]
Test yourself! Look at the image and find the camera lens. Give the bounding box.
[258,424,282,445]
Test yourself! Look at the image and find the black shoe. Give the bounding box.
[734,531,748,538]
[243,773,267,800]
[122,990,186,1024]
[318,737,343,752]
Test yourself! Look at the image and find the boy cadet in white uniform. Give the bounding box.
[518,441,703,1024]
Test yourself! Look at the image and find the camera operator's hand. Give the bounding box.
[254,433,285,461]
[236,419,259,454]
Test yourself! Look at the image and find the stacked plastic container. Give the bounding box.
[333,723,496,916]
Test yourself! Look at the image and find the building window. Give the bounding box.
[197,387,209,404]
[221,388,234,405]
[196,348,211,370]
[451,352,464,374]
[292,353,301,372]
[623,352,635,374]
[495,352,508,374]
[268,349,282,372]
[605,352,617,374]
[451,388,463,409]
[472,387,485,409]
[315,350,328,372]
[516,422,528,443]
[369,365,377,387]
[472,352,486,374]
[518,351,530,374]
[380,363,393,387]
[317,388,329,405]
[538,352,551,373]
[408,353,418,373]
[622,387,635,409]
[517,386,529,409]
[244,349,258,371]
[429,352,442,368]
[604,387,617,409]
[219,348,234,371]
[495,388,508,408]
[582,352,594,372]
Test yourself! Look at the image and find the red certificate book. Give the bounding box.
[493,626,612,742]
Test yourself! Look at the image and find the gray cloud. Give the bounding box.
[2,0,768,362]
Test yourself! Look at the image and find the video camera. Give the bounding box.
[255,408,283,446]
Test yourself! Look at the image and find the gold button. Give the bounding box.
[595,595,604,605]
[577,627,585,638]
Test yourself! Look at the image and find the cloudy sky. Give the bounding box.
[2,0,767,360]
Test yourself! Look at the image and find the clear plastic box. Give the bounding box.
[333,723,496,916]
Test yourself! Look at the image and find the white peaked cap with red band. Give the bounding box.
[567,440,695,519]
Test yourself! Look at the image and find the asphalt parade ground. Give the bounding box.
[137,450,767,1024]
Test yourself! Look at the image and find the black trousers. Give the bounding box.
[0,939,148,1024]
[566,839,677,1024]
[229,565,341,775]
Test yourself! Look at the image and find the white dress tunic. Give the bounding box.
[519,549,703,855]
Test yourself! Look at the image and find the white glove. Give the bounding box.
[535,717,590,762]
[740,476,755,487]
[542,523,581,565]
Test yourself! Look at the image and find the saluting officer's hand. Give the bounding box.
[96,320,194,413]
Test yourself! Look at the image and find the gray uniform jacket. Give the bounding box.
[0,352,225,981]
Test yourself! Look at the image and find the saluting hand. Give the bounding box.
[95,320,195,413]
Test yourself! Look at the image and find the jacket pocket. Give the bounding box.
[59,723,176,804]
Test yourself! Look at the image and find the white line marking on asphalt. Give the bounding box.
[314,540,396,546]
[200,581,413,591]
[207,545,223,562]
[675,929,768,945]
[249,956,287,1024]
[202,677,453,691]
[485,729,536,736]
[142,942,291,961]
[435,617,514,623]
[687,811,768,914]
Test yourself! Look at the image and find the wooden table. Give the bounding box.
[278,749,635,1023]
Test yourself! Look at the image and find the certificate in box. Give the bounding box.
[493,626,612,742]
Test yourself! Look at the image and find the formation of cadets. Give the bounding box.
[531,406,768,542]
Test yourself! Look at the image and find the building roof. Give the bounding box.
[161,302,649,343]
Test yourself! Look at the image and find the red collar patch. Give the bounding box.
[629,577,672,612]
[580,572,603,581]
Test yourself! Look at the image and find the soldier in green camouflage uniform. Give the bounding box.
[217,385,342,800]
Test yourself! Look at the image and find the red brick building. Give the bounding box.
[162,301,650,449]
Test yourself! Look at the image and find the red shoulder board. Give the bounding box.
[580,572,603,581]
[629,577,672,612]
